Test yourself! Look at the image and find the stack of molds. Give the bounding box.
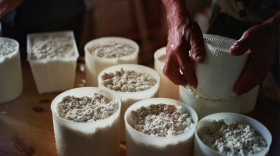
[0,37,22,103]
[27,31,79,94]
[180,34,249,119]
[239,85,259,114]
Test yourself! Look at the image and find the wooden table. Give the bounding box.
[0,59,279,156]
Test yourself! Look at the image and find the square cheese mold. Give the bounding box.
[27,31,79,94]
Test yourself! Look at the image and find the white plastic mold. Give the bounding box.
[98,64,160,142]
[194,113,272,156]
[124,98,198,156]
[0,37,22,103]
[51,87,121,156]
[240,85,259,114]
[85,37,139,87]
[179,85,242,119]
[27,31,79,94]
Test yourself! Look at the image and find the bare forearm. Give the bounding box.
[0,0,23,20]
[161,0,191,27]
[161,0,188,16]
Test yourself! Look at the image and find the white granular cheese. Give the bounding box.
[198,119,267,156]
[56,94,118,122]
[30,35,75,60]
[0,41,17,58]
[184,84,221,101]
[128,104,194,137]
[87,41,135,58]
[101,68,157,92]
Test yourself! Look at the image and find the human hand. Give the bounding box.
[229,12,280,95]
[161,0,205,88]
[0,0,23,20]
[164,18,205,88]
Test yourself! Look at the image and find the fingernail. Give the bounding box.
[230,45,240,55]
[195,54,205,61]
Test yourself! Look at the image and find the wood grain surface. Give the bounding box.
[0,60,279,156]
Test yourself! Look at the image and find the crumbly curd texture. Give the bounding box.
[0,41,17,58]
[128,104,194,137]
[87,40,135,58]
[198,119,267,156]
[30,35,75,60]
[101,68,157,92]
[56,93,118,122]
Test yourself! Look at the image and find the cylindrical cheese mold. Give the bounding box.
[0,37,23,103]
[98,64,160,142]
[192,34,250,100]
[179,85,242,119]
[240,85,259,114]
[194,113,272,156]
[154,47,179,100]
[124,98,198,156]
[85,37,139,87]
[0,23,2,37]
[51,87,121,156]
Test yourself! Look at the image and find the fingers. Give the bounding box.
[231,27,259,94]
[188,22,206,63]
[163,20,203,88]
[171,21,203,88]
[163,53,188,86]
[176,47,198,88]
[164,51,198,88]
[229,26,258,56]
[233,45,273,95]
[180,63,197,88]
[232,24,273,94]
[164,43,197,88]
[233,61,267,95]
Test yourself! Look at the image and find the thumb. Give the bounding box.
[229,28,258,56]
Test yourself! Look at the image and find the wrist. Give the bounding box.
[162,0,191,27]
[167,14,188,29]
